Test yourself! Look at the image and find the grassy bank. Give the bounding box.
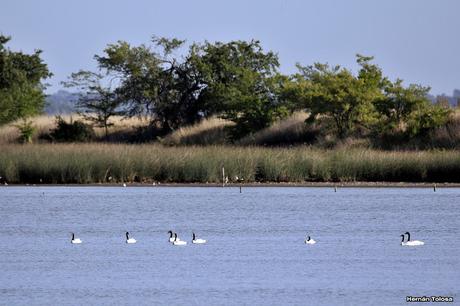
[1,144,459,184]
[3,111,460,149]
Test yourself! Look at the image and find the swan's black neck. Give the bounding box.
[307,236,310,241]
[193,233,196,240]
[72,233,75,240]
[405,232,411,241]
[400,235,405,243]
[126,232,129,240]
[168,231,173,238]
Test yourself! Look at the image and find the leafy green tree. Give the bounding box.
[375,80,432,132]
[95,37,205,134]
[15,119,36,143]
[88,37,288,138]
[290,56,384,138]
[0,35,51,125]
[406,103,451,137]
[191,40,289,138]
[63,71,121,138]
[50,116,95,142]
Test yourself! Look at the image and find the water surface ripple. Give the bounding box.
[0,187,458,305]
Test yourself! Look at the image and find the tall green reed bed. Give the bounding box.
[1,144,459,184]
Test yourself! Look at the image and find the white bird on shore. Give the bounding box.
[192,232,207,244]
[401,232,424,246]
[71,233,82,244]
[125,232,137,244]
[304,235,316,244]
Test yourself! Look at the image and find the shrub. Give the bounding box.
[49,116,95,142]
[14,119,36,143]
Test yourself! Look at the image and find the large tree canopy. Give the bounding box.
[88,37,288,137]
[0,35,51,125]
[191,40,288,138]
[94,37,206,133]
[286,56,385,138]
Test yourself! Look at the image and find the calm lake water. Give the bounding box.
[0,186,459,305]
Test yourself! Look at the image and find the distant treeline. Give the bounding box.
[0,34,457,145]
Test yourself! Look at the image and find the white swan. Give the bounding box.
[125,232,137,244]
[192,232,207,244]
[168,230,176,242]
[304,236,316,244]
[401,232,424,246]
[71,233,82,244]
[172,233,187,246]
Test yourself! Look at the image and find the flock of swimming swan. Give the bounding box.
[302,232,424,246]
[70,231,207,245]
[71,231,423,246]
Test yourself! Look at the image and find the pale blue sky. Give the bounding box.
[1,0,459,95]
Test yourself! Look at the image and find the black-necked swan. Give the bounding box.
[192,232,207,244]
[304,235,316,244]
[168,230,175,242]
[401,232,424,246]
[125,232,137,244]
[172,233,186,246]
[71,233,82,244]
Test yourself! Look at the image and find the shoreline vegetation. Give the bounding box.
[3,183,460,188]
[2,35,460,185]
[1,144,459,184]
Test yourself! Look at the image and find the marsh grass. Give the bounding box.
[1,144,459,184]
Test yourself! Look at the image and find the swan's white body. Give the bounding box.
[173,238,187,246]
[192,238,207,244]
[192,233,207,244]
[304,238,316,244]
[401,232,424,246]
[401,240,424,246]
[125,232,137,244]
[71,233,82,244]
[171,233,186,245]
[71,238,82,244]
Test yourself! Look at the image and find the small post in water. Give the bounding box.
[239,185,242,193]
[433,183,436,192]
[334,185,337,192]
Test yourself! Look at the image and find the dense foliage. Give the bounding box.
[283,55,449,139]
[0,35,50,125]
[50,116,95,142]
[1,34,452,145]
[65,36,449,142]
